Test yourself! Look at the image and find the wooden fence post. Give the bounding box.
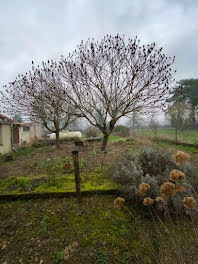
[71,149,82,202]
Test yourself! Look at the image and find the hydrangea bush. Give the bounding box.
[112,147,197,213]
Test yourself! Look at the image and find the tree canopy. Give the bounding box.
[168,78,198,126]
[1,60,76,148]
[59,34,176,150]
[1,34,176,150]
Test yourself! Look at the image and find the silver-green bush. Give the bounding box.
[113,147,197,213]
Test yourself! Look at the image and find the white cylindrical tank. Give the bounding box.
[49,131,82,140]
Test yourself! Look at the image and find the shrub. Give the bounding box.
[112,151,143,199]
[15,146,35,156]
[32,139,47,148]
[45,136,81,145]
[139,146,176,183]
[180,161,198,190]
[85,126,99,138]
[113,125,130,137]
[113,147,197,213]
[1,153,15,162]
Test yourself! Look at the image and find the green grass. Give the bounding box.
[14,146,36,156]
[97,133,127,142]
[0,146,36,161]
[0,163,118,195]
[0,196,197,264]
[156,140,198,153]
[108,134,127,141]
[135,128,198,144]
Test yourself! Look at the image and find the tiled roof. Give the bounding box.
[0,113,16,123]
[20,122,38,126]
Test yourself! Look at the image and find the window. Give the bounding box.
[23,126,30,132]
[0,124,3,145]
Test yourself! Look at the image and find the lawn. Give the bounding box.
[0,139,198,264]
[1,138,198,195]
[0,195,197,264]
[0,141,133,195]
[134,128,198,144]
[108,134,127,141]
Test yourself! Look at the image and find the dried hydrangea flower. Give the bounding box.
[156,196,166,204]
[160,182,175,198]
[143,197,154,206]
[176,185,187,193]
[170,169,185,182]
[114,197,125,210]
[72,241,79,248]
[139,183,150,195]
[173,151,190,166]
[62,242,79,262]
[183,197,196,210]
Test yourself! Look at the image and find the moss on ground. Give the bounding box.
[1,137,198,198]
[0,159,117,194]
[0,195,197,264]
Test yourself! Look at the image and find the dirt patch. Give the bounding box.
[0,141,132,180]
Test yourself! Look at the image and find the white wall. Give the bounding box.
[0,124,12,154]
[19,126,30,145]
[19,124,44,145]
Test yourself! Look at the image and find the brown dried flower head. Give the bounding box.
[170,169,185,182]
[62,241,79,262]
[176,185,187,193]
[160,182,175,198]
[173,151,190,166]
[143,197,154,206]
[72,241,79,248]
[156,196,166,204]
[139,182,150,195]
[183,197,196,210]
[114,197,125,210]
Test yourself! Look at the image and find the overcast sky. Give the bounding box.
[0,0,197,91]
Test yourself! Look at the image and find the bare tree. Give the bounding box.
[165,102,192,143]
[126,111,142,138]
[1,60,76,148]
[59,34,176,150]
[66,117,82,131]
[149,112,159,139]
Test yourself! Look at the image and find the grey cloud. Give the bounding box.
[0,0,197,88]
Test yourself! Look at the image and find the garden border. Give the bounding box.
[150,137,198,148]
[0,189,119,202]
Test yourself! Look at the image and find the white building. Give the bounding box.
[0,114,14,154]
[0,113,44,154]
[18,122,44,145]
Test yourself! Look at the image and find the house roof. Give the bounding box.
[0,114,41,126]
[0,113,16,123]
[20,122,40,127]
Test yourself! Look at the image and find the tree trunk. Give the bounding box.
[55,130,60,149]
[154,127,157,139]
[132,115,135,138]
[191,106,196,127]
[101,133,108,151]
[175,121,178,144]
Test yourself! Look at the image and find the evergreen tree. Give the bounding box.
[169,79,198,126]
